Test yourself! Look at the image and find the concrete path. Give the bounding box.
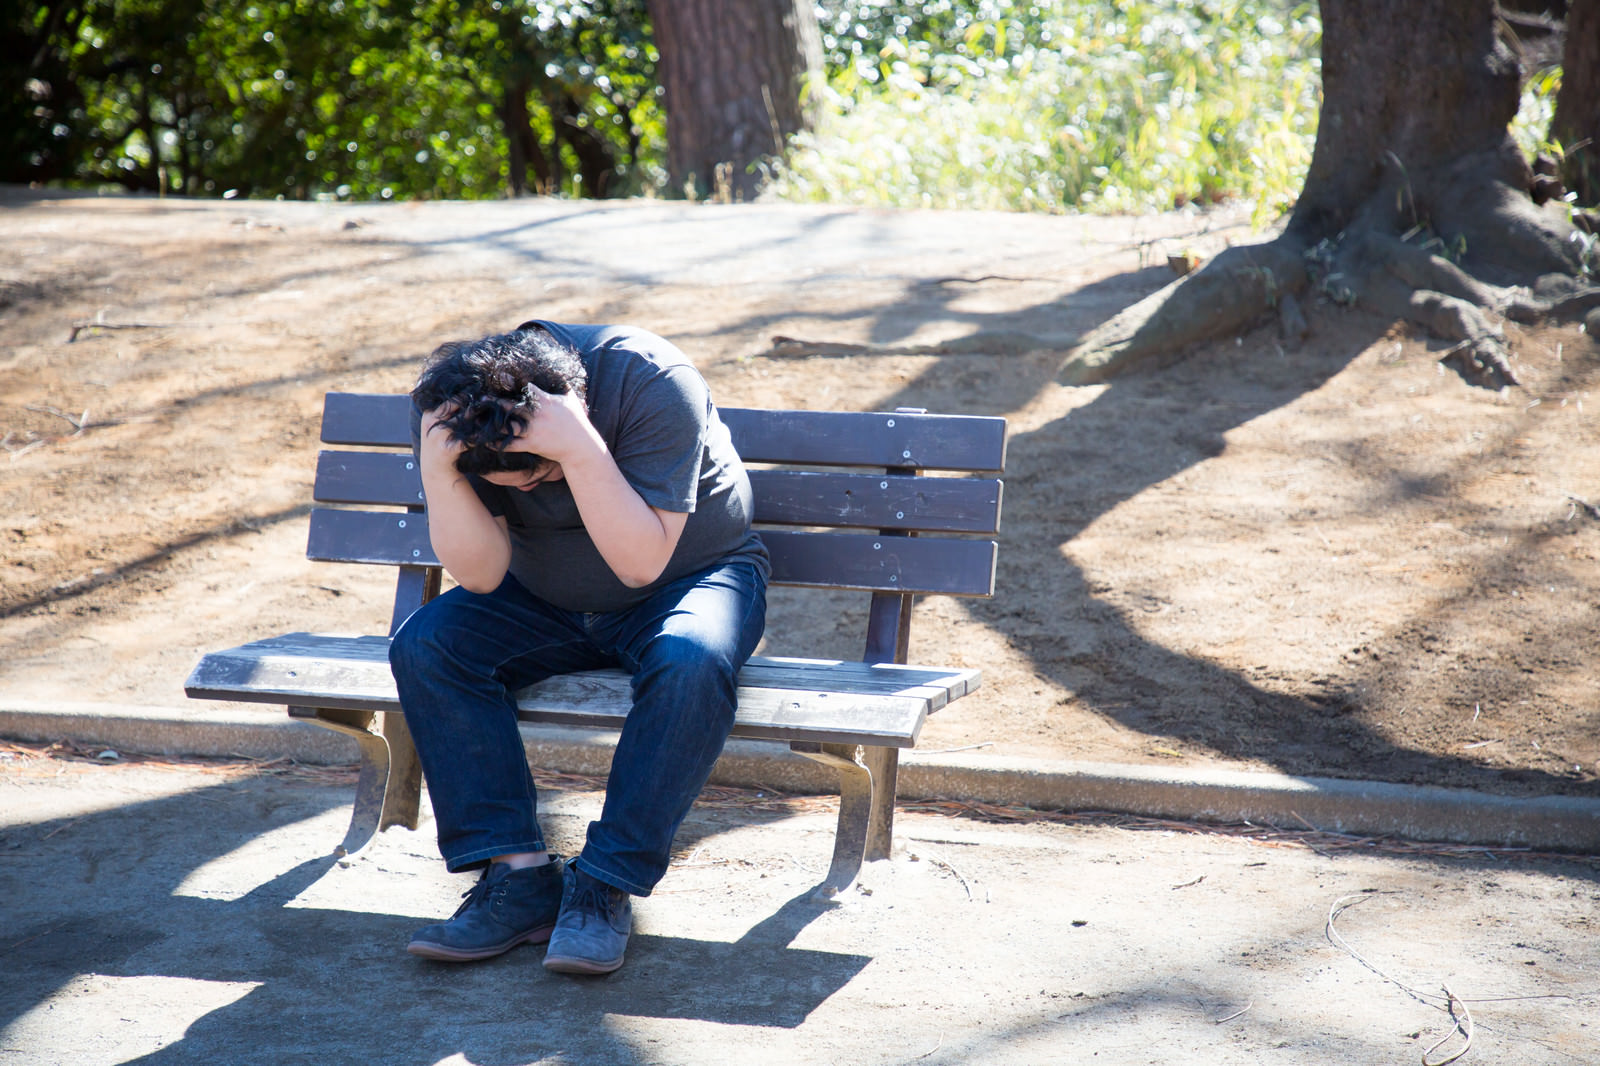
[3,734,1597,1065]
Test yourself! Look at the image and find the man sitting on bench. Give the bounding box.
[391,322,770,975]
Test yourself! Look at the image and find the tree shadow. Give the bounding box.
[745,263,1600,801]
[1,777,868,1066]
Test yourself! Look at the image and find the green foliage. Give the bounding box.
[770,0,1323,223]
[6,0,666,200]
[14,0,1321,210]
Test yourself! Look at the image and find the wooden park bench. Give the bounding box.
[185,393,1006,896]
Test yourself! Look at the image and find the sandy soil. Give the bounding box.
[3,186,1598,799]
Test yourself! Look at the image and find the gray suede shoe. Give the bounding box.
[407,859,563,962]
[542,865,632,975]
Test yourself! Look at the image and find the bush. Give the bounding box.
[767,0,1323,224]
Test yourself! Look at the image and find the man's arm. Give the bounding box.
[418,407,513,594]
[513,387,688,588]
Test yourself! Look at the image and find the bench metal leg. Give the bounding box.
[861,745,899,862]
[791,741,900,900]
[289,706,423,857]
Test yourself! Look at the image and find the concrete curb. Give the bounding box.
[4,699,1599,855]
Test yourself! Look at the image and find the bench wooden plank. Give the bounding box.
[721,407,1007,473]
[315,451,425,507]
[315,453,1002,535]
[759,529,997,596]
[747,470,1002,533]
[307,508,433,567]
[307,510,998,596]
[321,393,1008,474]
[185,633,981,748]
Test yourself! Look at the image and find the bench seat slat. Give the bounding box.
[308,510,998,596]
[184,634,981,748]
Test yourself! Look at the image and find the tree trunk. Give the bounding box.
[555,90,618,197]
[1552,0,1600,204]
[646,0,822,201]
[1061,0,1596,390]
[1291,0,1523,244]
[502,79,532,197]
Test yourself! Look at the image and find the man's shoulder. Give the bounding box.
[521,321,688,366]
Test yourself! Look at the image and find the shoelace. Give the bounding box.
[565,879,615,926]
[449,871,504,919]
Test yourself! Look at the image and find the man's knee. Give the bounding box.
[637,633,739,701]
[389,599,473,681]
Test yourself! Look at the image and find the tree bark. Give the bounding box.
[1291,0,1523,243]
[1061,0,1595,390]
[1552,0,1600,204]
[646,0,822,201]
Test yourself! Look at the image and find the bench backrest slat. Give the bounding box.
[315,451,425,507]
[308,509,997,596]
[322,392,412,447]
[321,393,1008,474]
[315,452,1001,535]
[720,407,1006,472]
[746,470,1001,534]
[312,392,1005,606]
[760,529,996,596]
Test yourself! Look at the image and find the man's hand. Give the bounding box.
[501,386,601,465]
[417,403,512,593]
[419,405,467,462]
[497,388,689,589]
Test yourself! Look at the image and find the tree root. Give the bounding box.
[1058,173,1597,390]
[1343,235,1522,388]
[1059,240,1310,383]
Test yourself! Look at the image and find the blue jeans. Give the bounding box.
[388,559,768,895]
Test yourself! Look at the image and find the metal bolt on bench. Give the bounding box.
[186,393,1006,899]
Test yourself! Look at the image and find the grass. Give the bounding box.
[766,1,1324,227]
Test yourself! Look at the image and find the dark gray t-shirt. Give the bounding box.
[412,321,767,612]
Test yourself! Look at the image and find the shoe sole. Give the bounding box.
[542,950,625,975]
[406,923,555,962]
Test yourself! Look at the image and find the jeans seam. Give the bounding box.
[574,856,648,897]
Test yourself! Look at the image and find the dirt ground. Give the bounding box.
[4,186,1599,801]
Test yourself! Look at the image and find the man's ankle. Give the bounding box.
[492,851,551,871]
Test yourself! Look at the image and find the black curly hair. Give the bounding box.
[411,325,588,475]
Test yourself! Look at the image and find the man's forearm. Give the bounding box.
[421,456,512,594]
[561,443,686,588]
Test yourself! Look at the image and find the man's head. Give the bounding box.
[412,326,588,477]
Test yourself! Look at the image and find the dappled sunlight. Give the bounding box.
[1,975,262,1065]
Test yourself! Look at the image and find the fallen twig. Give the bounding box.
[23,403,88,432]
[1565,494,1600,521]
[1214,1001,1252,1024]
[1,924,65,956]
[913,741,995,756]
[917,849,975,900]
[1421,985,1473,1066]
[67,321,176,342]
